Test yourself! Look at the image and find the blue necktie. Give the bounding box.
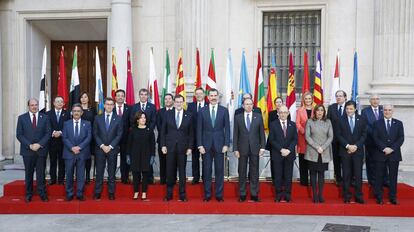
[349,117,355,133]
[246,113,251,131]
[387,119,391,134]
[56,111,60,123]
[211,106,216,128]
[75,121,79,138]
[176,111,180,128]
[105,114,110,131]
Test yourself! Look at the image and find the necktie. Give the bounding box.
[105,114,110,130]
[246,113,251,131]
[211,106,216,127]
[374,109,379,120]
[338,105,343,117]
[75,121,79,137]
[350,117,355,133]
[198,103,201,112]
[118,106,123,116]
[141,103,145,111]
[387,119,391,134]
[176,111,180,128]
[282,121,287,137]
[32,113,37,129]
[56,111,60,123]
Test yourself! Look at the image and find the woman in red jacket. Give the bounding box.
[296,91,314,186]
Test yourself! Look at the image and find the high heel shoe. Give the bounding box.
[318,195,325,203]
[133,192,139,200]
[312,195,319,203]
[141,192,148,201]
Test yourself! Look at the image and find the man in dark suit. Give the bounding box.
[337,100,367,204]
[93,98,123,200]
[373,104,404,205]
[16,98,51,202]
[234,93,262,116]
[233,98,265,202]
[361,94,387,187]
[197,88,230,202]
[161,94,194,201]
[156,93,174,185]
[186,87,208,184]
[327,90,348,185]
[46,96,69,185]
[268,105,298,202]
[62,104,92,201]
[114,89,131,184]
[130,88,157,183]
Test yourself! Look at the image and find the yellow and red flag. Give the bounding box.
[175,49,186,107]
[111,47,119,99]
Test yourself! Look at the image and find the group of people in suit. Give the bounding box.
[16,87,405,205]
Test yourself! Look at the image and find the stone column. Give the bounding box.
[370,0,414,94]
[0,30,4,161]
[111,0,133,91]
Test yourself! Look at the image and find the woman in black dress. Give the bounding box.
[127,111,155,200]
[79,92,97,183]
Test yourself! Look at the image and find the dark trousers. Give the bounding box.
[310,170,325,199]
[65,157,86,198]
[85,157,92,181]
[298,153,309,185]
[120,143,130,182]
[366,145,389,186]
[238,152,260,197]
[192,148,201,182]
[332,141,343,182]
[94,153,117,195]
[49,146,65,182]
[375,160,399,200]
[272,157,294,198]
[341,154,363,200]
[158,147,167,184]
[202,146,224,199]
[270,151,275,184]
[23,154,47,198]
[166,145,187,198]
[132,171,149,193]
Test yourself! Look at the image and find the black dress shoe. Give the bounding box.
[312,195,319,203]
[275,195,282,202]
[203,197,211,202]
[239,195,246,202]
[66,196,73,201]
[58,181,65,185]
[355,198,365,204]
[108,194,115,200]
[376,198,384,205]
[163,196,172,202]
[77,195,86,201]
[344,199,351,204]
[121,180,129,184]
[159,180,167,185]
[49,180,56,185]
[179,197,188,202]
[250,196,260,202]
[40,196,49,202]
[93,194,101,200]
[191,180,200,185]
[216,197,224,202]
[285,195,291,202]
[25,196,32,203]
[318,195,325,203]
[390,199,398,205]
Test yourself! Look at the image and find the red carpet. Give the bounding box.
[1,180,414,216]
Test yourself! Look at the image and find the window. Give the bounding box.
[263,10,321,95]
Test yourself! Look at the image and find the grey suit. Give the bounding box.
[304,119,333,163]
[233,111,265,197]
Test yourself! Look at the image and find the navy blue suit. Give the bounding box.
[361,106,386,186]
[373,118,404,201]
[268,120,298,200]
[93,113,123,195]
[160,109,194,198]
[16,112,51,198]
[113,104,131,183]
[46,109,70,183]
[62,119,92,198]
[156,107,174,184]
[187,101,208,182]
[197,104,230,199]
[336,114,367,201]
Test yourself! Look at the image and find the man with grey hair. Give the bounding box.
[16,98,51,202]
[372,104,404,205]
[361,94,388,187]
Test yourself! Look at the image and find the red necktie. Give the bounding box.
[118,106,123,116]
[32,113,37,129]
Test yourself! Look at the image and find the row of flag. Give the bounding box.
[39,46,360,123]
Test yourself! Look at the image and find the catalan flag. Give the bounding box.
[175,49,186,107]
[111,47,119,99]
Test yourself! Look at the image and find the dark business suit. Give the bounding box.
[361,106,388,186]
[327,103,347,183]
[62,119,92,198]
[197,104,230,200]
[130,101,157,182]
[373,118,404,202]
[156,106,173,184]
[268,119,298,201]
[93,113,123,196]
[233,111,265,197]
[187,101,208,182]
[113,104,131,183]
[161,109,194,199]
[16,112,51,199]
[46,109,69,183]
[337,114,367,201]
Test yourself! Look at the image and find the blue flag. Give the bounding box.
[351,51,360,113]
[238,50,252,107]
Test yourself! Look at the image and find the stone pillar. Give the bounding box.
[111,0,133,91]
[0,30,4,161]
[370,0,414,94]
